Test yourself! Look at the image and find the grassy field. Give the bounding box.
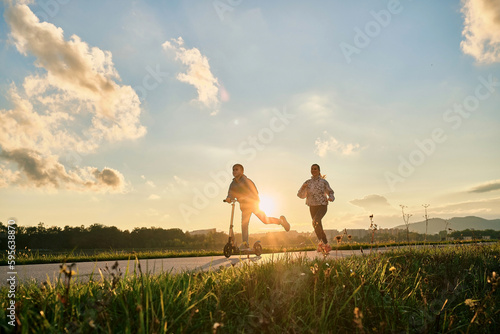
[1,243,499,333]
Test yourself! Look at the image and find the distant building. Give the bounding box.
[324,229,341,240]
[189,228,216,236]
[378,228,402,236]
[345,229,369,239]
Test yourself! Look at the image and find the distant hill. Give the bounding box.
[394,216,500,234]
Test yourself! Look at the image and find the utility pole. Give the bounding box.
[423,204,430,244]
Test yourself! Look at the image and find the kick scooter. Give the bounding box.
[222,199,263,258]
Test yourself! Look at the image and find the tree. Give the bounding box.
[369,215,377,244]
[445,219,451,241]
[400,205,412,244]
[422,204,430,243]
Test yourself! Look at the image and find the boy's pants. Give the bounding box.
[240,203,281,244]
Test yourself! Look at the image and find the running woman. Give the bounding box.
[297,164,335,253]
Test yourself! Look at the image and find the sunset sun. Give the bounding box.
[259,194,276,215]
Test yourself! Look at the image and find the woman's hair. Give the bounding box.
[311,164,326,179]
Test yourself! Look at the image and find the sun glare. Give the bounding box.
[259,194,276,215]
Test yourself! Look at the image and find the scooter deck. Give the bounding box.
[224,242,262,257]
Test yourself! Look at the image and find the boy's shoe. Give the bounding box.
[323,243,332,253]
[239,242,250,251]
[280,216,290,232]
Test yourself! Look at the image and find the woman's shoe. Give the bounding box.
[317,241,324,252]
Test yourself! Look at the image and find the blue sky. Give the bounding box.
[1,0,499,234]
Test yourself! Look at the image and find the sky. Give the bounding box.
[1,0,499,235]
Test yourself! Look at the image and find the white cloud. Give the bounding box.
[430,198,500,218]
[468,179,500,193]
[0,2,146,192]
[461,0,500,63]
[314,131,360,157]
[0,149,127,192]
[350,194,391,211]
[140,175,156,188]
[148,194,161,200]
[298,94,333,121]
[0,164,20,188]
[162,37,220,114]
[173,175,188,186]
[164,175,189,197]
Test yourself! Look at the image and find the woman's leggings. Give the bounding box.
[309,205,328,244]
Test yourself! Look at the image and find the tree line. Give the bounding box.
[0,222,229,250]
[447,229,500,240]
[0,222,497,251]
[355,228,500,243]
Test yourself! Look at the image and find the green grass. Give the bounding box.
[1,243,499,333]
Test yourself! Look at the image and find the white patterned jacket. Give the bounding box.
[297,176,335,206]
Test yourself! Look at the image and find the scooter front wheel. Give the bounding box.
[223,243,232,258]
[253,242,263,256]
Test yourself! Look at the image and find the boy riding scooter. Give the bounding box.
[224,164,290,250]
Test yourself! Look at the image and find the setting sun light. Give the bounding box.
[259,194,276,215]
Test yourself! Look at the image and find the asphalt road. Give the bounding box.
[1,243,488,287]
[1,248,372,286]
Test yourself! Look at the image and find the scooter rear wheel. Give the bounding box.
[223,243,232,258]
[253,242,263,256]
